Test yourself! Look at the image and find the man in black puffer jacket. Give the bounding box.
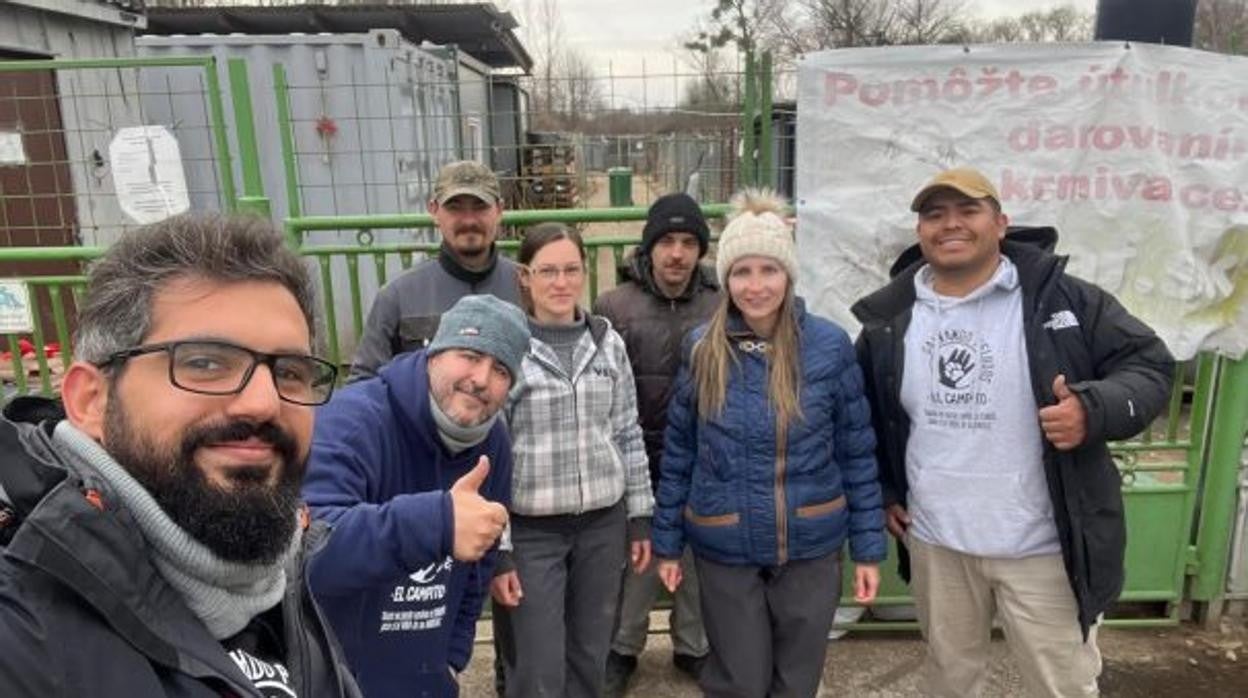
[0,214,359,698]
[593,193,720,696]
[853,167,1174,698]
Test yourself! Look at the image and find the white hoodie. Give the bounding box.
[901,257,1061,558]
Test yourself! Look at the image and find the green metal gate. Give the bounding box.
[1,210,1246,628]
[0,54,239,395]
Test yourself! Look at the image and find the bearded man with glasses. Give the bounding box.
[0,213,360,697]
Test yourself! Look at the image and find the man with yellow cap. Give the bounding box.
[853,167,1174,697]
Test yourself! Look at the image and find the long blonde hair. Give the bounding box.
[692,191,803,432]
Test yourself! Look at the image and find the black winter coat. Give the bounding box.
[851,228,1175,637]
[592,254,721,491]
[0,397,361,698]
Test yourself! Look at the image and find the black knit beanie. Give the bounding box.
[641,193,710,257]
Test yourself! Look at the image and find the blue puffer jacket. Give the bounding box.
[652,300,886,566]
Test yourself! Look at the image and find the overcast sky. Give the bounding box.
[510,0,1100,108]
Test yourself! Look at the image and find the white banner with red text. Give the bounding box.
[796,41,1248,360]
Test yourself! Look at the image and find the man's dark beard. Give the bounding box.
[450,225,490,255]
[103,399,305,565]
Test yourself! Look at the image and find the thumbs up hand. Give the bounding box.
[449,456,509,562]
[1038,374,1087,451]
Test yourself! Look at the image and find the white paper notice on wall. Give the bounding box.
[0,280,34,334]
[109,125,190,224]
[0,132,26,165]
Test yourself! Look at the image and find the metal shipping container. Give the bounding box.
[137,30,474,356]
[136,30,461,230]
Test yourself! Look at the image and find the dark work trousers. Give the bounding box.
[611,545,708,658]
[695,552,842,698]
[495,501,627,698]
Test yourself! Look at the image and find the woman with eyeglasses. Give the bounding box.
[490,222,653,698]
[652,189,885,698]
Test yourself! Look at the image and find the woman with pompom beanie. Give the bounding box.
[651,189,886,697]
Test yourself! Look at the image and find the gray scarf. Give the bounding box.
[430,392,496,455]
[53,422,300,639]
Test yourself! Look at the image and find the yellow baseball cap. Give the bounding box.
[910,167,1000,212]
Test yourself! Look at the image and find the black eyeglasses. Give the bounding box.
[98,340,339,406]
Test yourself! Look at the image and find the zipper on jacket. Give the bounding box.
[572,374,584,514]
[297,525,350,696]
[775,416,789,566]
[286,557,314,695]
[566,336,591,515]
[532,336,591,514]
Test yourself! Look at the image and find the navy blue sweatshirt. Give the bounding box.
[303,350,512,697]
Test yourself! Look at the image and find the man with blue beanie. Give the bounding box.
[304,294,530,697]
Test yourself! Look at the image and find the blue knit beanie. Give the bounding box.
[428,295,530,381]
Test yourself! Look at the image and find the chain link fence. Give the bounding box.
[0,57,234,249]
[0,56,235,391]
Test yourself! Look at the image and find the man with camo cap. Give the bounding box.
[350,161,522,381]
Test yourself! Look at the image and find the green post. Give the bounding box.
[273,63,302,219]
[758,51,774,190]
[203,58,239,212]
[448,45,465,158]
[588,246,601,302]
[317,257,342,368]
[1192,357,1248,608]
[5,336,27,396]
[739,50,757,188]
[283,221,302,252]
[28,294,52,396]
[48,283,73,367]
[228,58,270,217]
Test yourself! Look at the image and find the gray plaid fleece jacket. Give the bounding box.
[504,315,654,519]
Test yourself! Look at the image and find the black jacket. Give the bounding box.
[851,228,1175,636]
[592,253,721,491]
[0,397,361,698]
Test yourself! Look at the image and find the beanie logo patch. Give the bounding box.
[458,327,481,337]
[669,216,685,224]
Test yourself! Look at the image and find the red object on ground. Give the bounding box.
[2,340,61,361]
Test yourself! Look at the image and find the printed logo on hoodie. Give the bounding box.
[380,556,454,633]
[922,328,997,428]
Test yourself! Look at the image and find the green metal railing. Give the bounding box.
[286,206,729,369]
[227,58,269,218]
[283,210,1244,628]
[0,248,98,399]
[1,224,1245,628]
[1191,356,1248,606]
[5,50,1243,631]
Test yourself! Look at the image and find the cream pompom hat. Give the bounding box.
[714,188,797,286]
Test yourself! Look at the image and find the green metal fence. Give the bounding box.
[0,50,1245,629]
[285,212,1245,628]
[0,56,239,244]
[1,215,1246,627]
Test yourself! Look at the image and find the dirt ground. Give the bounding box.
[458,613,1248,697]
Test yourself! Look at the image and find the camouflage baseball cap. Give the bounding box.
[433,160,501,206]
